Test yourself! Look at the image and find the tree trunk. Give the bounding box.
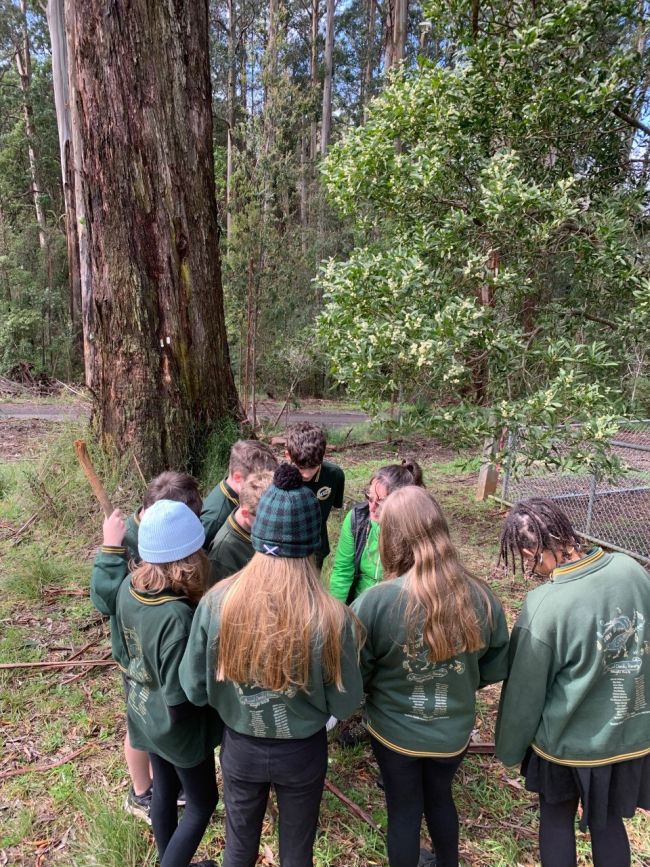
[310,0,320,159]
[46,0,83,354]
[392,0,407,65]
[226,0,237,247]
[361,0,376,117]
[321,0,335,156]
[15,0,47,252]
[65,0,240,475]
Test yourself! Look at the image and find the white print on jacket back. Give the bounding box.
[596,609,650,726]
[402,637,465,722]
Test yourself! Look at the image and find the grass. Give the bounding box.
[0,410,648,865]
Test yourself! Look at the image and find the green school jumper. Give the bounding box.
[303,461,345,565]
[179,583,363,739]
[201,479,239,550]
[352,577,508,756]
[116,578,222,766]
[207,513,253,587]
[90,546,130,670]
[496,548,650,768]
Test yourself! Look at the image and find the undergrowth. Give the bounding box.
[0,416,648,865]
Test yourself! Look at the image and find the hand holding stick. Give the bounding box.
[73,440,114,517]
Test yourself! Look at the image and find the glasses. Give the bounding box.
[364,488,388,506]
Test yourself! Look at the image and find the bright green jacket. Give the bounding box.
[328,510,382,603]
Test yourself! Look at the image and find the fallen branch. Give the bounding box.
[61,650,113,685]
[0,659,116,670]
[467,742,495,755]
[327,438,403,453]
[324,778,385,836]
[9,511,41,547]
[0,743,94,781]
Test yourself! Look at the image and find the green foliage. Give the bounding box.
[200,415,242,489]
[318,0,649,469]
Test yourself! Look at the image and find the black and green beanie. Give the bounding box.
[252,463,321,558]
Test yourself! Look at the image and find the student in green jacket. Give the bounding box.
[114,500,221,867]
[91,470,203,823]
[207,470,273,585]
[352,486,508,867]
[180,463,364,867]
[201,440,277,549]
[329,459,423,603]
[285,422,345,570]
[496,498,650,867]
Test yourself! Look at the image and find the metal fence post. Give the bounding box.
[585,471,597,535]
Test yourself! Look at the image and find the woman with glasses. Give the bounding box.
[496,497,650,867]
[328,459,423,604]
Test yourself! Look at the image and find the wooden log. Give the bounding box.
[73,439,113,517]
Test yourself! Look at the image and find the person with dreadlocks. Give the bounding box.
[495,497,650,867]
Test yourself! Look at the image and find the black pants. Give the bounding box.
[370,734,465,867]
[220,726,328,867]
[149,751,218,867]
[539,794,631,867]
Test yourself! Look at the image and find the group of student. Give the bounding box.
[90,423,650,867]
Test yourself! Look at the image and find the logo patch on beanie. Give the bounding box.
[263,544,280,556]
[316,486,332,501]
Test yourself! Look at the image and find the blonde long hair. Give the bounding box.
[379,486,491,662]
[216,553,359,692]
[131,550,209,604]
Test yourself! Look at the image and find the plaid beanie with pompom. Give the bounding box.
[252,463,321,558]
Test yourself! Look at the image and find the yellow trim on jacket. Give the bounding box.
[367,724,470,759]
[532,742,650,767]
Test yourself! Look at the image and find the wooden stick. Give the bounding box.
[0,743,94,781]
[324,778,385,836]
[0,659,116,670]
[73,440,113,517]
[467,742,495,755]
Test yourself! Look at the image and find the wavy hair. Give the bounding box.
[215,553,362,691]
[131,549,209,604]
[379,486,492,662]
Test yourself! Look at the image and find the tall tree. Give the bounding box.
[65,0,239,474]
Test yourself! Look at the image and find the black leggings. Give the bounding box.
[370,735,465,867]
[149,751,218,867]
[539,794,631,867]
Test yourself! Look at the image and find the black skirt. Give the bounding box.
[522,748,650,831]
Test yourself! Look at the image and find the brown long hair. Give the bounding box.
[379,486,491,662]
[216,553,360,692]
[131,550,209,604]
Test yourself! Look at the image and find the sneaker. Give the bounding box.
[418,848,437,866]
[190,861,218,867]
[177,789,186,807]
[124,786,152,825]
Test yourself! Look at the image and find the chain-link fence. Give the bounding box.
[498,420,650,564]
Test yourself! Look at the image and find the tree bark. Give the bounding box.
[46,0,82,353]
[321,0,335,156]
[65,0,240,475]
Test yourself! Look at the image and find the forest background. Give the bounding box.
[1,0,650,466]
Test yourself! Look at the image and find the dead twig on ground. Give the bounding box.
[0,658,116,670]
[324,778,385,836]
[0,743,94,781]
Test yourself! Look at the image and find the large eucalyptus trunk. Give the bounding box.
[65,0,240,475]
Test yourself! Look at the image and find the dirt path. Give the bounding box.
[0,399,368,428]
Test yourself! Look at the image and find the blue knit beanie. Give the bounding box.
[252,464,321,558]
[138,499,205,564]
